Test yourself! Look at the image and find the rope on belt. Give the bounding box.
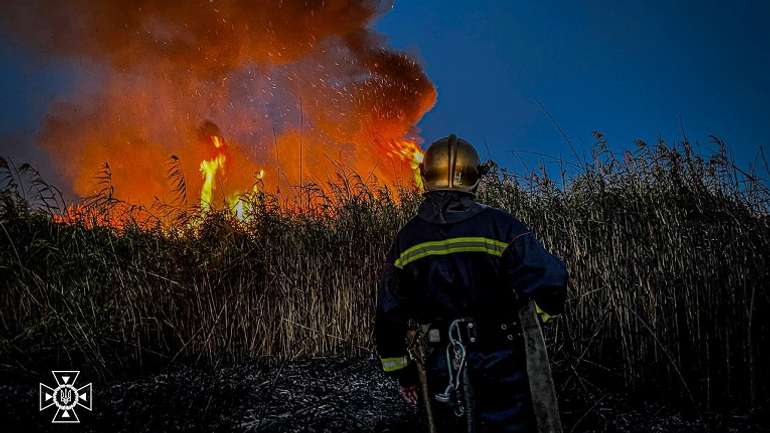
[435,318,472,418]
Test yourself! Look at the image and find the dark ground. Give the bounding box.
[0,358,766,433]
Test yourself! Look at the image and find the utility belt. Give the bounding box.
[409,317,524,426]
[421,317,523,351]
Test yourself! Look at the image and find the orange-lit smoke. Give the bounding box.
[2,0,436,209]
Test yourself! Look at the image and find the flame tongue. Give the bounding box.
[199,152,226,211]
[389,139,425,190]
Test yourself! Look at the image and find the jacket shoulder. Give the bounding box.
[475,206,529,240]
[394,206,528,248]
[392,215,425,245]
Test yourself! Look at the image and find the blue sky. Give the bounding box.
[375,0,770,173]
[1,0,768,184]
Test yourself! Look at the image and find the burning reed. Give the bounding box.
[1,137,769,412]
[0,0,435,207]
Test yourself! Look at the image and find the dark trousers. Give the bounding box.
[423,344,536,433]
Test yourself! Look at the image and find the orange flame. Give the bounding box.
[388,139,425,191]
[3,1,437,225]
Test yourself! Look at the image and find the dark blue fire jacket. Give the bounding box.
[375,191,568,433]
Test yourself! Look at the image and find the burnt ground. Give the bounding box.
[0,358,766,433]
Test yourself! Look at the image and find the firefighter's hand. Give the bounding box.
[399,385,418,405]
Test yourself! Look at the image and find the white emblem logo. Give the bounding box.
[39,371,93,423]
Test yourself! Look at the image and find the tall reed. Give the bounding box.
[1,136,767,408]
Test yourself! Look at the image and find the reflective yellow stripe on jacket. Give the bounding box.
[380,356,409,372]
[394,236,508,268]
[536,302,558,324]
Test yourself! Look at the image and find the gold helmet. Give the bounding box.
[420,134,483,194]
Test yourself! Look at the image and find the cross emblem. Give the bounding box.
[39,371,93,423]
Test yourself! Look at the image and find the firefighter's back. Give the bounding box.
[392,205,526,325]
[391,204,538,432]
[375,135,567,433]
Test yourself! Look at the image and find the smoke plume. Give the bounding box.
[1,0,436,206]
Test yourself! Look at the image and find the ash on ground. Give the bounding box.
[0,358,765,432]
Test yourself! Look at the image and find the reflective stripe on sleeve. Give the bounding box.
[380,356,409,372]
[535,302,559,324]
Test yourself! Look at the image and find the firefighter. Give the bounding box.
[375,135,568,433]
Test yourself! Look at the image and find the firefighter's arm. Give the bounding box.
[375,257,418,386]
[502,231,569,322]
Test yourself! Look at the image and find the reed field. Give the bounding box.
[1,135,768,412]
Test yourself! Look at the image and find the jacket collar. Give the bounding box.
[417,191,487,224]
